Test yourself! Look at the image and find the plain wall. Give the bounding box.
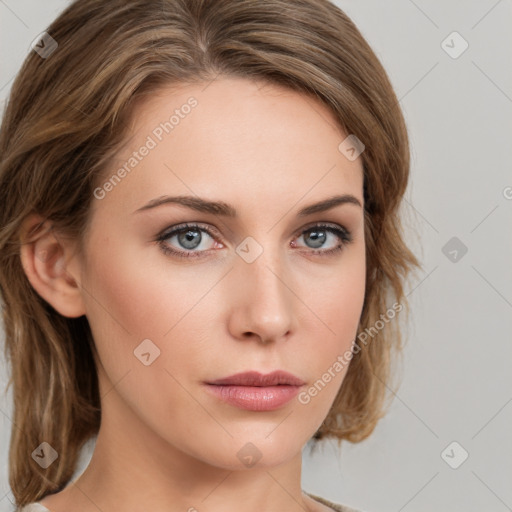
[1,1,511,511]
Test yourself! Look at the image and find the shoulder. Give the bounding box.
[17,503,51,512]
[306,491,367,512]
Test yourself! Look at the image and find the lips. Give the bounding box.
[204,371,305,411]
[206,370,305,387]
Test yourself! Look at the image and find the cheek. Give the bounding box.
[79,238,211,431]
[302,245,366,344]
[294,251,366,413]
[334,267,365,342]
[81,230,205,339]
[80,233,219,393]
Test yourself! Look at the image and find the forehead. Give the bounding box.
[93,76,364,219]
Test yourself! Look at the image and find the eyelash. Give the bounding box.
[155,222,353,260]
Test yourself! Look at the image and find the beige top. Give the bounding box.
[18,492,364,512]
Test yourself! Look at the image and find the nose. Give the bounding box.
[226,242,296,345]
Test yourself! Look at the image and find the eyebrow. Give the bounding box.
[133,193,362,217]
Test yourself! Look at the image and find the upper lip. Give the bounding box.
[206,370,305,387]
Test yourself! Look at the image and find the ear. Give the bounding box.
[19,214,86,318]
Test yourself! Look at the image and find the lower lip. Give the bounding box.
[204,384,301,411]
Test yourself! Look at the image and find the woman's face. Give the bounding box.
[75,76,366,470]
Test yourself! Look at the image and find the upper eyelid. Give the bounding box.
[159,221,348,236]
[159,222,220,239]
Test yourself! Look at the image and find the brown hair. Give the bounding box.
[0,0,420,507]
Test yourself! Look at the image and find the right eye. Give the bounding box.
[156,223,223,259]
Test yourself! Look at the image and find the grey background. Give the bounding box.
[1,1,511,511]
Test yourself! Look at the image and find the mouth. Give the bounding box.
[203,370,305,411]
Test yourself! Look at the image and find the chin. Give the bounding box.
[195,431,306,471]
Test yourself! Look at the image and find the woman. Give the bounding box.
[0,0,420,511]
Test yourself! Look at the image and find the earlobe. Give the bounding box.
[19,215,86,318]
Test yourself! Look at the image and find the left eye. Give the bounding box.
[156,222,352,259]
[294,224,350,251]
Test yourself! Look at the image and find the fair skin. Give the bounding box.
[20,76,366,512]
